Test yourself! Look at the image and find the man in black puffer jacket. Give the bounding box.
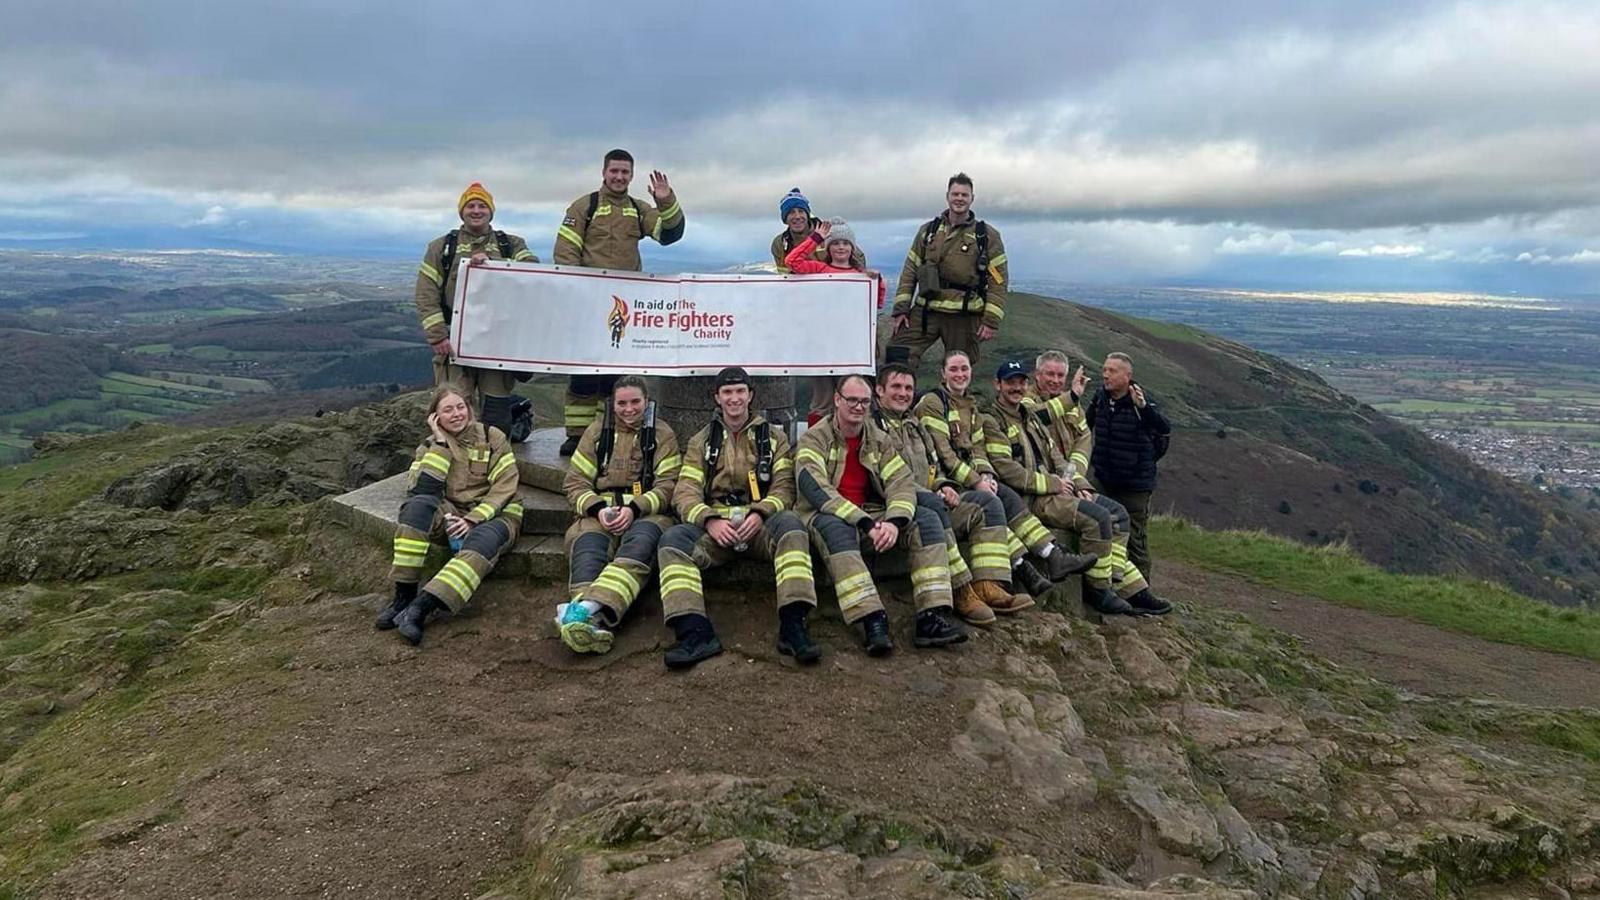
[1086,352,1171,580]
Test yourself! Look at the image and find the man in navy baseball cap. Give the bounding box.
[995,360,1030,382]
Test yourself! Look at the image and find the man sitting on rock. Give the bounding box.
[1027,351,1169,615]
[796,374,968,655]
[656,367,818,670]
[913,350,1096,594]
[556,376,683,654]
[984,360,1134,616]
[875,361,1035,625]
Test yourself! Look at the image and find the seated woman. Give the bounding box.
[783,217,885,421]
[378,383,524,645]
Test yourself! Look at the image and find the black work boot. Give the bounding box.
[1085,585,1135,616]
[559,435,581,457]
[376,582,418,630]
[1127,588,1173,617]
[776,602,821,665]
[1044,549,1098,581]
[913,608,969,648]
[395,592,445,646]
[664,614,723,670]
[861,611,894,657]
[1012,558,1054,598]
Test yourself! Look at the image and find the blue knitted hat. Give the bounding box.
[779,187,811,222]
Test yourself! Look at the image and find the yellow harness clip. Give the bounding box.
[632,480,643,496]
[747,470,762,502]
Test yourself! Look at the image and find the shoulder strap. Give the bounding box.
[631,196,646,239]
[595,403,616,479]
[754,421,773,492]
[494,230,514,261]
[702,420,725,500]
[921,216,942,253]
[583,191,600,236]
[639,402,659,490]
[436,230,460,321]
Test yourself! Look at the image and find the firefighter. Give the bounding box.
[379,383,524,645]
[1029,351,1170,615]
[556,376,683,654]
[412,182,538,437]
[985,361,1134,615]
[771,187,864,273]
[913,350,1096,591]
[874,361,1035,624]
[553,149,686,456]
[886,173,1008,371]
[796,374,968,655]
[656,367,817,670]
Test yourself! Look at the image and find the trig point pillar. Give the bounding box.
[655,375,800,441]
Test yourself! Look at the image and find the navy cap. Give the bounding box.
[995,360,1030,381]
[714,366,751,389]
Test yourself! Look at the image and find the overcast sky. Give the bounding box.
[4,0,1599,294]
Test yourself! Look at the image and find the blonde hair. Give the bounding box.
[429,382,475,421]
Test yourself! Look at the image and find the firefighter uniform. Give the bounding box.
[553,186,687,440]
[390,423,523,610]
[413,227,537,434]
[913,388,1056,561]
[888,213,1008,370]
[982,399,1119,593]
[794,414,955,624]
[878,408,1011,587]
[1026,388,1150,600]
[561,414,682,647]
[656,416,815,622]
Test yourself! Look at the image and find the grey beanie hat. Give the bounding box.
[823,216,856,250]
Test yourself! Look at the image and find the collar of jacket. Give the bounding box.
[941,210,979,229]
[600,186,633,203]
[814,413,889,450]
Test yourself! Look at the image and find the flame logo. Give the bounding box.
[608,296,628,348]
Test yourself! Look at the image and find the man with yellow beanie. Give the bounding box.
[413,182,539,437]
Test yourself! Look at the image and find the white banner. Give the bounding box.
[449,261,879,376]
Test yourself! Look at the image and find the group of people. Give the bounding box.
[386,150,1175,664]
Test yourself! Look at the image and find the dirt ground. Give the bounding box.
[1164,559,1600,709]
[34,564,1599,899]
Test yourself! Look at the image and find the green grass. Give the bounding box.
[128,343,173,354]
[1374,398,1514,413]
[1152,516,1600,661]
[145,370,273,393]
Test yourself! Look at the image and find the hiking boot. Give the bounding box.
[395,592,445,646]
[1085,585,1135,616]
[1126,588,1173,617]
[1012,558,1054,598]
[664,614,723,670]
[558,601,615,654]
[913,608,969,648]
[952,583,997,626]
[559,435,581,457]
[776,602,821,665]
[861,611,894,657]
[973,579,1035,615]
[376,582,417,630]
[1044,549,1098,581]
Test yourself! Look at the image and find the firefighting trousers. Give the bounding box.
[1025,492,1115,589]
[1084,493,1149,598]
[565,374,618,438]
[565,514,674,624]
[806,505,953,624]
[389,493,522,611]
[926,489,1013,584]
[656,512,817,623]
[884,309,982,372]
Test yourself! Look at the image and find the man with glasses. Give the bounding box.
[796,375,968,655]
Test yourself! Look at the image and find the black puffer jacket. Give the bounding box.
[1085,386,1171,492]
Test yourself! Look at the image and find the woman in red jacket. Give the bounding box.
[785,218,885,420]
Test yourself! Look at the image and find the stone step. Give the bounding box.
[513,427,569,492]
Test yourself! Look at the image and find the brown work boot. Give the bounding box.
[974,579,1035,615]
[952,583,997,626]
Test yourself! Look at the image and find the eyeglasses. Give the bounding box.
[837,395,871,408]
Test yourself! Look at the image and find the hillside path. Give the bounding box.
[1167,560,1600,708]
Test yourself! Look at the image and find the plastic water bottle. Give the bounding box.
[730,506,749,552]
[448,535,464,554]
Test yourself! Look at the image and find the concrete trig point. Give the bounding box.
[654,374,801,443]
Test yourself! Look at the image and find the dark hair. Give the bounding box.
[613,374,649,399]
[876,362,915,387]
[836,373,873,394]
[604,149,634,166]
[947,172,974,191]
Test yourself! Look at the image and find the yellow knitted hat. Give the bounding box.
[457,182,495,216]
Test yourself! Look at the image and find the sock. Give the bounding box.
[579,599,602,615]
[1038,543,1056,558]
